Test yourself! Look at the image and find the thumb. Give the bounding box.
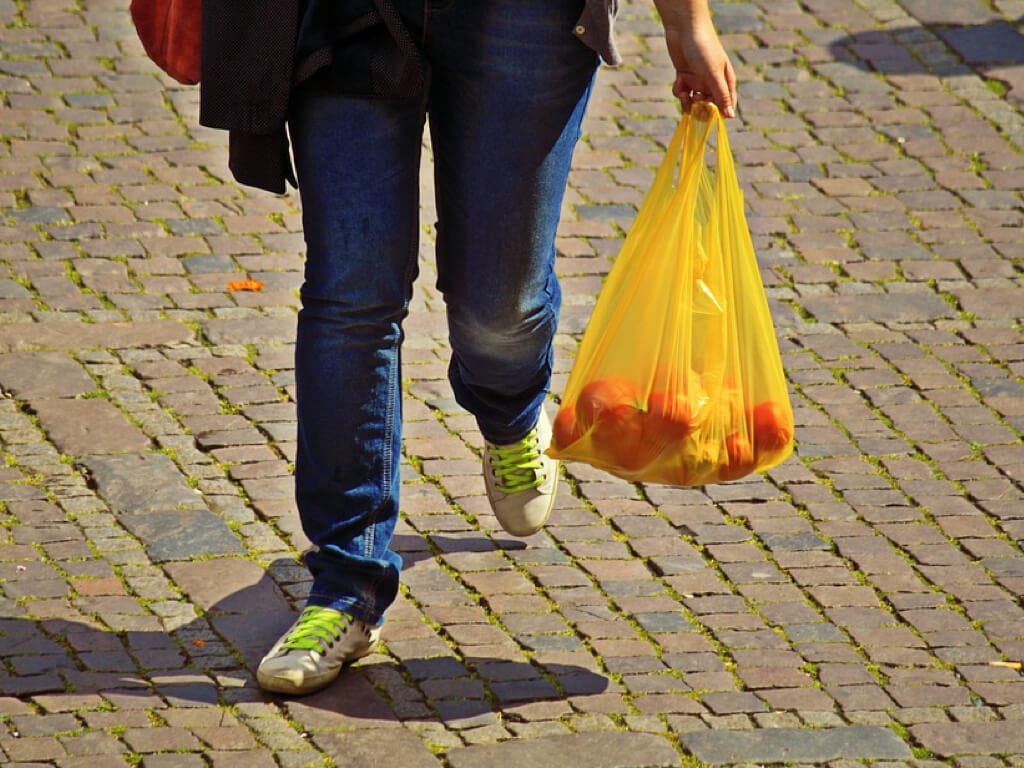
[672,72,690,100]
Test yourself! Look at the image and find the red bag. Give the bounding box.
[130,0,202,85]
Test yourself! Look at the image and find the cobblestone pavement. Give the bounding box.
[1,0,1023,766]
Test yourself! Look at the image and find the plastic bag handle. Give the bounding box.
[677,102,725,188]
[563,103,726,393]
[640,104,719,199]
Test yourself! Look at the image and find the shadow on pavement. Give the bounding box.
[827,15,1024,101]
[392,531,529,561]
[282,654,610,727]
[2,551,609,719]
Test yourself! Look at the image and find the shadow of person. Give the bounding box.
[282,653,611,732]
[2,553,611,720]
[826,14,1024,102]
[0,556,299,707]
[391,530,529,560]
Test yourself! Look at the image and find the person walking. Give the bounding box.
[199,0,736,696]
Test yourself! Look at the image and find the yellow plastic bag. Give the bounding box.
[547,102,794,485]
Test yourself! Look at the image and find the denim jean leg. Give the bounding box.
[425,0,599,444]
[288,85,426,625]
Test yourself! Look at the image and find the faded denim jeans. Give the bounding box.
[288,0,598,624]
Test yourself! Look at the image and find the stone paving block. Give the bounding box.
[118,509,244,562]
[30,399,151,455]
[206,750,280,768]
[680,725,912,765]
[284,667,403,732]
[141,755,206,768]
[313,728,442,768]
[1,735,68,761]
[4,0,1024,765]
[899,0,999,25]
[80,453,206,514]
[953,288,1024,320]
[59,730,127,756]
[445,732,681,768]
[122,726,201,753]
[146,675,222,708]
[164,558,293,665]
[912,721,1024,757]
[801,292,957,324]
[0,352,96,399]
[938,21,1024,66]
[202,316,295,346]
[0,320,193,352]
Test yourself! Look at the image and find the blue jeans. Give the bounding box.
[288,0,598,624]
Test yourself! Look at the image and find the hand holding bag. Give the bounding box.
[130,0,202,85]
[548,102,794,486]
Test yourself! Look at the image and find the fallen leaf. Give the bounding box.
[192,639,206,648]
[226,278,264,292]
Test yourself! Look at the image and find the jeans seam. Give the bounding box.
[364,180,420,578]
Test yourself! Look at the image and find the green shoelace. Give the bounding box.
[488,429,544,494]
[281,606,350,652]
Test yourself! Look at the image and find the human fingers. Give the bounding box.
[673,71,735,118]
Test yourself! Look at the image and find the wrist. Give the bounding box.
[654,0,712,30]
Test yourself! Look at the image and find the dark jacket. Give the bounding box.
[199,0,299,193]
[199,0,425,194]
[199,0,619,195]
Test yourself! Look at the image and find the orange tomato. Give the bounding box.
[591,402,648,471]
[644,386,706,443]
[717,432,755,482]
[576,377,648,472]
[552,403,581,450]
[576,376,641,430]
[751,400,793,454]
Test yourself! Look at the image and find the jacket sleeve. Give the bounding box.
[200,0,299,193]
[199,0,298,133]
[229,131,296,196]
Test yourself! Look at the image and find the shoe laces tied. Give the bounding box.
[281,606,350,652]
[488,429,545,494]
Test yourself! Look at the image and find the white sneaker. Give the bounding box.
[483,409,559,536]
[257,606,381,695]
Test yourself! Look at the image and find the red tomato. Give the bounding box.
[751,400,793,454]
[552,403,581,450]
[717,432,755,482]
[647,387,704,442]
[575,377,650,472]
[590,402,648,471]
[576,377,641,430]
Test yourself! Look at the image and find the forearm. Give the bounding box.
[652,0,737,116]
[652,0,713,30]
